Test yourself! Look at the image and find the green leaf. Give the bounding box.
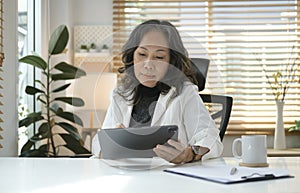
[19,55,47,70]
[25,86,45,95]
[39,122,50,134]
[288,120,300,132]
[20,139,35,153]
[38,144,51,156]
[48,25,69,55]
[54,62,86,77]
[19,112,44,127]
[50,106,63,114]
[20,144,49,157]
[29,123,50,142]
[35,80,46,88]
[54,97,84,107]
[295,120,300,126]
[37,95,46,104]
[288,126,296,132]
[51,73,85,81]
[55,111,83,126]
[19,149,44,157]
[30,131,49,142]
[50,104,60,112]
[56,122,81,140]
[59,133,91,154]
[52,83,71,93]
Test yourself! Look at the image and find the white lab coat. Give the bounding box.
[92,82,223,160]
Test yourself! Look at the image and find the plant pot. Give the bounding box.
[101,49,109,53]
[274,101,286,149]
[89,48,98,53]
[79,49,88,53]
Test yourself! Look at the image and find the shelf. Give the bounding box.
[267,148,300,157]
[74,52,112,73]
[74,52,111,57]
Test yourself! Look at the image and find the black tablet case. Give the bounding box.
[98,125,178,159]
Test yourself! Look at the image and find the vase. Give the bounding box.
[274,101,286,149]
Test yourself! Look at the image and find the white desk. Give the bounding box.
[0,157,299,193]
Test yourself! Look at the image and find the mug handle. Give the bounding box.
[232,138,242,159]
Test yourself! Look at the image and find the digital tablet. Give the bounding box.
[98,125,178,159]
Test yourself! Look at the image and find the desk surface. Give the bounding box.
[0,157,299,193]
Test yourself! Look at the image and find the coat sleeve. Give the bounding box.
[91,90,123,157]
[181,84,223,160]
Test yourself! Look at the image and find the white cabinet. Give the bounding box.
[74,52,112,73]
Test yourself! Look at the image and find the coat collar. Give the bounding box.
[151,86,177,125]
[122,86,177,127]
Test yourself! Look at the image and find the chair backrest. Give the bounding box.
[190,58,210,91]
[200,94,233,141]
[190,58,233,141]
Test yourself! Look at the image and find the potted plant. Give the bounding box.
[89,43,98,53]
[256,46,299,149]
[288,120,300,132]
[101,44,109,53]
[79,44,88,53]
[19,25,90,157]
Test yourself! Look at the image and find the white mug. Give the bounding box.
[232,135,267,164]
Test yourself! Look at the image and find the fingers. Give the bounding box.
[153,145,181,162]
[167,139,185,151]
[115,123,125,128]
[171,147,193,164]
[157,144,181,157]
[153,140,193,164]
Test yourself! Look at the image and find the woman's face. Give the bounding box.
[133,30,170,88]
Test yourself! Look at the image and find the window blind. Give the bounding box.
[113,0,300,134]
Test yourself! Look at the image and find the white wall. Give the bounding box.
[0,0,18,156]
[70,0,113,26]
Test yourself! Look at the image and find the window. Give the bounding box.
[113,0,300,134]
[18,0,42,152]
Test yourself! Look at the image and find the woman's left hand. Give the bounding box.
[153,139,194,164]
